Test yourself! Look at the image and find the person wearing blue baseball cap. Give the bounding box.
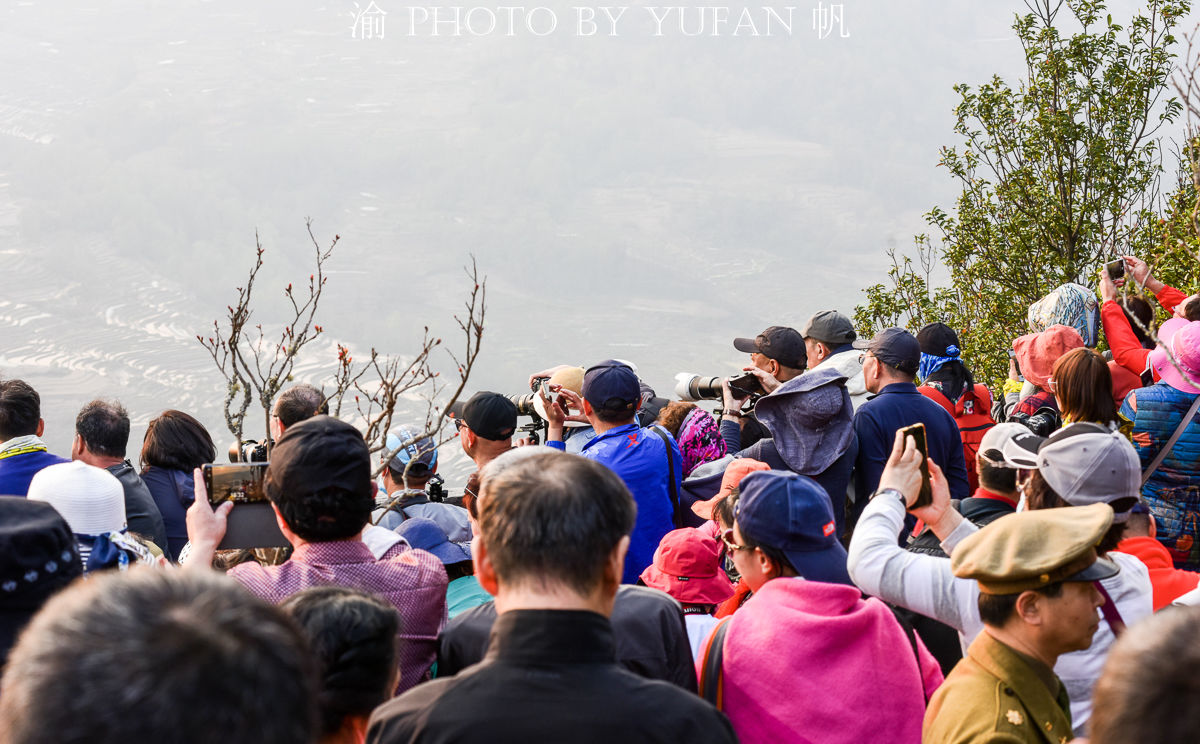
[372,425,471,543]
[697,469,942,743]
[541,360,683,584]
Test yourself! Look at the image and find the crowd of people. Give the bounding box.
[5,255,1200,743]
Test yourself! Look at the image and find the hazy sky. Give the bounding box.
[2,0,1197,462]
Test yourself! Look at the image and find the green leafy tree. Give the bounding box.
[856,0,1188,386]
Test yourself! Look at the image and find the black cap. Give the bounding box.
[0,497,83,666]
[917,322,961,357]
[461,392,518,441]
[732,326,807,369]
[867,328,921,375]
[265,415,373,505]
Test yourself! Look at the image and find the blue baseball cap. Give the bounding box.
[734,470,851,586]
[385,425,438,474]
[581,360,640,413]
[396,517,471,565]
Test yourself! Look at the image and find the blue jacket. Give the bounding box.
[548,423,681,583]
[1120,383,1200,570]
[852,382,971,527]
[0,449,69,497]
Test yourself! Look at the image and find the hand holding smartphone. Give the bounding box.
[202,463,288,550]
[897,422,932,509]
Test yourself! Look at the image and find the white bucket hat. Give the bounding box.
[27,462,126,535]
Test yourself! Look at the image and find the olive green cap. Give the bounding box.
[950,503,1119,595]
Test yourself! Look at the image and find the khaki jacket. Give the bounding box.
[923,632,1073,744]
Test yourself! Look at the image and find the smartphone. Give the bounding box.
[539,380,560,408]
[1106,258,1126,281]
[201,464,288,550]
[898,423,933,509]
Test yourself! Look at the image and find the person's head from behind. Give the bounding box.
[0,568,318,744]
[1051,347,1117,425]
[860,328,920,393]
[658,403,726,477]
[1089,606,1200,744]
[727,470,850,592]
[455,392,517,462]
[958,504,1117,660]
[265,415,374,544]
[734,325,807,382]
[474,451,635,614]
[273,384,329,440]
[382,425,438,493]
[975,454,1018,497]
[281,586,399,744]
[580,360,641,428]
[0,379,43,441]
[1121,503,1154,539]
[140,410,216,472]
[72,399,130,463]
[1012,324,1085,393]
[1119,295,1155,347]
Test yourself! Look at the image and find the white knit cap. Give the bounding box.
[27,462,126,535]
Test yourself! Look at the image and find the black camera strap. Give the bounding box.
[649,425,684,528]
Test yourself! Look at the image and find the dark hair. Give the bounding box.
[281,586,399,739]
[976,456,1018,494]
[593,406,638,425]
[1183,295,1200,323]
[275,385,328,430]
[272,485,372,542]
[462,471,481,520]
[479,452,636,595]
[1023,471,1123,554]
[140,410,216,472]
[444,560,475,582]
[1053,348,1117,425]
[0,568,317,744]
[1119,296,1155,347]
[75,399,130,459]
[977,582,1064,627]
[1123,510,1152,537]
[712,489,738,531]
[1090,606,1200,744]
[656,401,697,438]
[0,379,41,440]
[737,526,798,577]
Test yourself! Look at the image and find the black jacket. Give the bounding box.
[369,609,736,744]
[437,585,697,691]
[107,461,168,552]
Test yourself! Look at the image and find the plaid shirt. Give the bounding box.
[230,539,448,692]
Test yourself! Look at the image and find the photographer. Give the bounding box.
[372,425,471,543]
[720,365,857,538]
[541,360,682,584]
[800,311,869,410]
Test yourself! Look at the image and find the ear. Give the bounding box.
[606,535,630,587]
[474,535,499,595]
[769,358,782,377]
[36,418,44,437]
[1014,590,1044,627]
[71,434,84,459]
[270,503,301,548]
[1149,513,1158,539]
[582,399,595,418]
[755,547,778,580]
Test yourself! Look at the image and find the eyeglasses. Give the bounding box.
[721,528,751,552]
[858,351,874,364]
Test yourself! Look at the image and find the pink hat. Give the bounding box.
[690,458,770,520]
[1012,324,1084,391]
[1150,319,1200,394]
[639,528,734,605]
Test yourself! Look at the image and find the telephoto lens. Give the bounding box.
[673,373,725,401]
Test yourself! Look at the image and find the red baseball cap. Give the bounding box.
[639,528,735,605]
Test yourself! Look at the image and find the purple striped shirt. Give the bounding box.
[229,539,448,692]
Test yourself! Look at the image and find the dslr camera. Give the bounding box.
[228,438,269,463]
[673,371,765,402]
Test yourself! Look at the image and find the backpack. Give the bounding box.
[919,384,995,493]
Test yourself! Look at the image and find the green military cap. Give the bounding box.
[951,503,1119,595]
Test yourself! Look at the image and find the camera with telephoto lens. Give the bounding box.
[228,439,269,463]
[673,372,765,402]
[506,376,549,419]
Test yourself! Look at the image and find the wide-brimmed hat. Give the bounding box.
[1012,325,1084,391]
[1149,318,1200,394]
[26,462,126,535]
[753,367,854,475]
[735,470,851,586]
[691,458,770,520]
[396,517,471,565]
[639,527,735,605]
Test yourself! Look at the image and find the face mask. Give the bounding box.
[1016,489,1027,513]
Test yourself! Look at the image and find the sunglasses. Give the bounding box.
[721,528,751,553]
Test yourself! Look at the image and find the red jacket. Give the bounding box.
[1102,284,1188,380]
[1116,536,1200,610]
